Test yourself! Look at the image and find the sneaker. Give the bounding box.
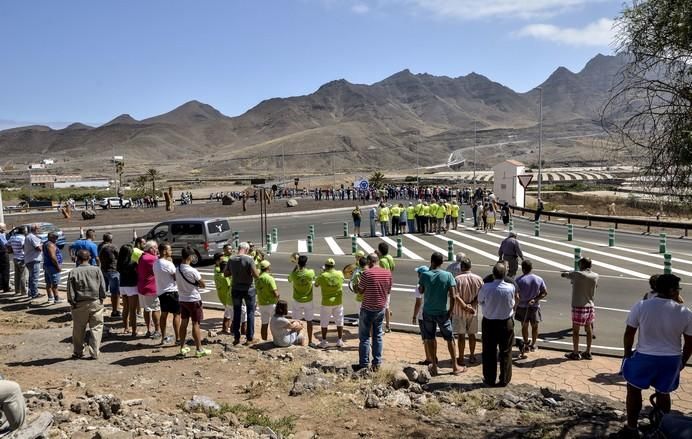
[565,352,581,361]
[150,331,161,339]
[162,335,174,345]
[144,331,153,338]
[319,339,329,349]
[196,348,212,358]
[232,338,241,346]
[179,347,191,356]
[54,298,64,304]
[308,342,318,349]
[47,297,55,304]
[581,352,593,360]
[336,339,345,348]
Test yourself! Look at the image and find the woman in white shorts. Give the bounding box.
[117,244,139,336]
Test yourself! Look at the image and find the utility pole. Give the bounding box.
[332,151,336,189]
[473,120,477,185]
[416,143,420,187]
[537,87,544,201]
[0,188,4,224]
[28,166,32,202]
[282,144,286,184]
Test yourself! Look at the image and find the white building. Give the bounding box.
[492,159,526,207]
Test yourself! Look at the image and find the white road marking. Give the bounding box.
[298,240,307,253]
[404,233,447,254]
[582,241,692,266]
[324,237,345,256]
[379,236,424,260]
[355,237,375,254]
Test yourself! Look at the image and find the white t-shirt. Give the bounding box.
[626,297,692,356]
[153,258,177,296]
[176,264,202,302]
[270,315,295,347]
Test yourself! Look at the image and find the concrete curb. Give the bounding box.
[61,203,377,232]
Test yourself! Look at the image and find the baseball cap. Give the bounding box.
[260,260,271,269]
[325,258,335,266]
[354,250,365,258]
[415,265,429,274]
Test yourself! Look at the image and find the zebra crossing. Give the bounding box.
[268,226,682,282]
[449,170,615,183]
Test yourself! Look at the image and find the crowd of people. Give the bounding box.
[0,218,690,438]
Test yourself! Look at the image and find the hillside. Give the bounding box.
[0,53,627,175]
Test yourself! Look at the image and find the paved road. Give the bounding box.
[14,204,692,356]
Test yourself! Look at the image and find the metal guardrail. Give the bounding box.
[511,205,692,236]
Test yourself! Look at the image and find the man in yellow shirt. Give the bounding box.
[390,204,402,235]
[422,202,430,234]
[407,202,416,234]
[451,201,460,230]
[377,203,390,237]
[429,201,439,234]
[414,200,425,234]
[314,258,345,348]
[436,200,448,233]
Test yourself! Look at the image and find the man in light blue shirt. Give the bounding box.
[479,262,516,387]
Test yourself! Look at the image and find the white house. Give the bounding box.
[492,159,526,207]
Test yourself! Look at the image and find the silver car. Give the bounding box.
[145,217,232,264]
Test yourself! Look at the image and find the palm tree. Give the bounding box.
[369,171,385,189]
[147,168,160,196]
[115,161,125,195]
[133,175,149,196]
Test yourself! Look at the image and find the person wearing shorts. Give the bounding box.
[412,266,433,365]
[42,232,63,304]
[176,246,210,358]
[98,233,120,317]
[154,244,180,345]
[561,257,598,360]
[419,252,464,376]
[452,257,483,366]
[255,260,279,341]
[617,274,692,437]
[117,244,139,336]
[288,255,316,347]
[514,260,548,358]
[314,258,345,349]
[137,241,161,338]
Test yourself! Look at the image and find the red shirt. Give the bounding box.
[358,266,392,311]
[136,252,157,296]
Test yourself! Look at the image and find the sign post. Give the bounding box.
[517,174,533,209]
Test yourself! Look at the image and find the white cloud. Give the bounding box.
[398,0,606,20]
[352,3,370,13]
[516,18,615,46]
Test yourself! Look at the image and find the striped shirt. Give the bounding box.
[357,266,392,311]
[453,272,484,318]
[8,235,25,260]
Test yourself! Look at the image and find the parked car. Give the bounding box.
[6,222,66,249]
[145,218,232,265]
[99,197,132,209]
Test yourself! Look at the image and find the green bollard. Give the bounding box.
[664,253,672,274]
[608,228,615,247]
[534,221,540,237]
[574,247,582,271]
[233,231,239,249]
[307,235,313,253]
[659,233,667,254]
[461,212,465,224]
[309,225,315,241]
[351,236,357,254]
[397,237,403,258]
[447,240,453,262]
[343,222,349,238]
[509,218,514,233]
[567,224,573,241]
[266,233,271,254]
[272,227,278,245]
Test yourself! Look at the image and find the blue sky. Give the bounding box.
[0,0,624,128]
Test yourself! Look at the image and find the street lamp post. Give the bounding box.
[473,120,477,185]
[537,87,543,201]
[416,143,420,187]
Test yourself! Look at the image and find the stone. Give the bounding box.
[94,429,134,439]
[220,412,240,427]
[416,369,431,384]
[290,371,334,396]
[123,399,143,406]
[408,383,424,394]
[402,366,419,382]
[364,393,380,409]
[502,392,521,404]
[183,395,220,414]
[543,397,559,407]
[391,371,410,390]
[286,199,298,207]
[383,390,412,408]
[294,431,318,439]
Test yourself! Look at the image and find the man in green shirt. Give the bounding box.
[288,255,316,347]
[429,201,439,234]
[314,258,345,349]
[390,204,401,235]
[407,202,416,233]
[377,203,390,237]
[255,260,279,341]
[414,200,425,234]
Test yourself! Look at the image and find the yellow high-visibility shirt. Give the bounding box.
[451,204,460,218]
[378,207,390,222]
[407,206,416,218]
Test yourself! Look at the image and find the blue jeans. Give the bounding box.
[232,288,256,341]
[407,219,416,233]
[358,308,385,367]
[103,271,120,295]
[26,261,41,298]
[380,222,388,237]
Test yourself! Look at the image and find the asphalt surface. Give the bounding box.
[14,204,692,357]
